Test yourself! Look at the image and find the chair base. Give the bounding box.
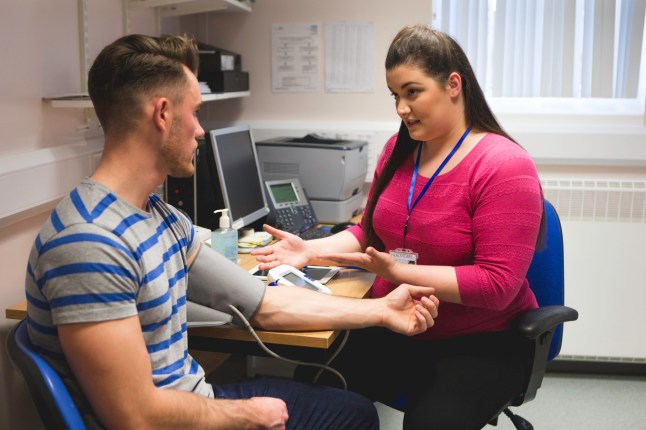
[502,408,533,430]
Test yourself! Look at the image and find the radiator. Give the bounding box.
[541,178,646,363]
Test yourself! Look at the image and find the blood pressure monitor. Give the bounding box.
[267,265,332,294]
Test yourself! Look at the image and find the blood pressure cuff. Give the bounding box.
[186,245,266,328]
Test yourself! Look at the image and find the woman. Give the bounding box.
[253,24,543,430]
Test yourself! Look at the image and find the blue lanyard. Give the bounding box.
[404,128,471,244]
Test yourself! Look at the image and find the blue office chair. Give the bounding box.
[489,199,579,429]
[6,319,87,430]
[384,200,578,429]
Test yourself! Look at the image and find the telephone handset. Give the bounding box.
[264,178,319,234]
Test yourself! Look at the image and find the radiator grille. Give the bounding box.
[540,178,646,362]
[557,354,646,364]
[541,179,646,222]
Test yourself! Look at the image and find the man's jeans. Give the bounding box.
[214,378,379,429]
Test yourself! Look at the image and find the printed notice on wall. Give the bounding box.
[272,22,321,93]
[324,22,374,93]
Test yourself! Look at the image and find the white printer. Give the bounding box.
[255,135,368,223]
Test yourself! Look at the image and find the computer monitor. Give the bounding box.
[203,125,270,231]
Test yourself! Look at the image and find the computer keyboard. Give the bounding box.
[298,226,333,240]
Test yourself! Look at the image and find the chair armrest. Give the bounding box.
[514,305,579,339]
[510,305,578,406]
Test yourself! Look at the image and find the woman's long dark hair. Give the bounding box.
[362,25,544,250]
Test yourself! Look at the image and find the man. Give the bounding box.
[25,34,439,429]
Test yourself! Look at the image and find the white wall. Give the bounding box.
[182,0,432,124]
[1,0,645,426]
[0,2,156,427]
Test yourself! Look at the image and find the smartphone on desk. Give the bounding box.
[302,266,340,284]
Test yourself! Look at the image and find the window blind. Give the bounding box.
[431,0,645,99]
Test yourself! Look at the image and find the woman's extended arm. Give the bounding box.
[319,247,463,304]
[251,224,363,270]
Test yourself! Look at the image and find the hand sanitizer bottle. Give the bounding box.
[211,209,238,263]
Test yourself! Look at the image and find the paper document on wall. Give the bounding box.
[272,22,321,93]
[324,22,374,93]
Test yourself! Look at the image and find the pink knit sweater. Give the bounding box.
[349,133,542,339]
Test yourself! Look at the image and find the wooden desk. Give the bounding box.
[5,251,375,353]
[5,301,25,321]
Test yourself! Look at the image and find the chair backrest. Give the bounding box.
[6,319,87,430]
[525,199,565,361]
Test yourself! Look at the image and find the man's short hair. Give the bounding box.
[88,34,199,138]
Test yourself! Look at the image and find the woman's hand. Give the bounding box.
[380,284,440,335]
[251,224,313,270]
[321,246,399,282]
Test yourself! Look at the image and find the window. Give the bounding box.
[432,0,646,118]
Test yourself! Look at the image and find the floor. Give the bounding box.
[375,373,646,430]
[205,355,646,430]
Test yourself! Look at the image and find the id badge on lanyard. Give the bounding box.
[392,128,471,266]
[389,248,419,265]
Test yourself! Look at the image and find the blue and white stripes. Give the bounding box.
[26,178,208,398]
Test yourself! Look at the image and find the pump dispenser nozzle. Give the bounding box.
[214,209,231,229]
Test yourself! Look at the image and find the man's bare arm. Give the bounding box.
[252,283,439,336]
[58,316,288,429]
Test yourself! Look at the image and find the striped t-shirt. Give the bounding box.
[25,178,213,423]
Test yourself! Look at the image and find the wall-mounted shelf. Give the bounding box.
[202,90,250,101]
[128,0,252,17]
[43,94,92,108]
[43,91,250,109]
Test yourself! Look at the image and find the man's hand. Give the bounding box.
[244,397,289,429]
[380,284,439,335]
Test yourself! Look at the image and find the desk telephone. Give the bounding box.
[264,178,320,234]
[264,178,355,240]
